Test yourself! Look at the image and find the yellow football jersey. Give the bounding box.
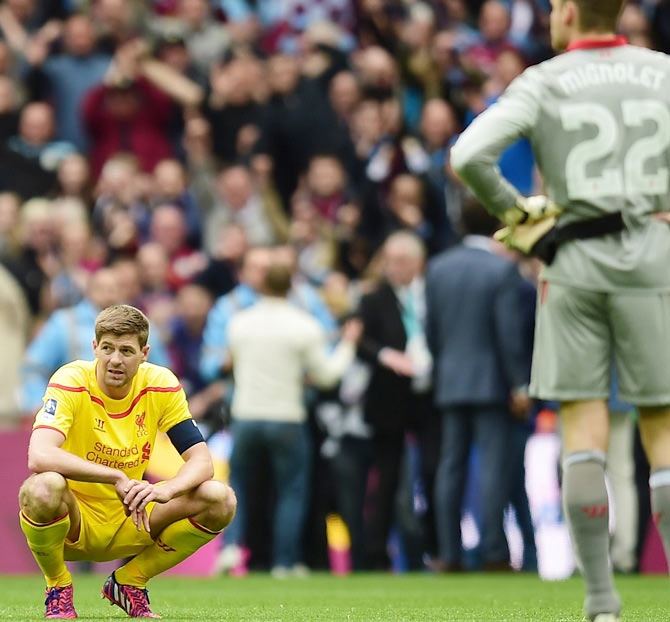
[34,360,192,503]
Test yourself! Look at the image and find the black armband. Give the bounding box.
[166,419,205,454]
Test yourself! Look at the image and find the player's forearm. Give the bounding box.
[451,130,522,217]
[451,70,540,217]
[28,445,123,485]
[162,447,214,499]
[452,150,521,218]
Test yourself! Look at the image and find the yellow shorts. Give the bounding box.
[64,491,157,562]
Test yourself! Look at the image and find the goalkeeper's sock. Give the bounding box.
[650,469,670,568]
[19,511,72,588]
[562,451,620,619]
[115,517,222,588]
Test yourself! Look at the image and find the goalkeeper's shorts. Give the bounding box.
[530,282,670,405]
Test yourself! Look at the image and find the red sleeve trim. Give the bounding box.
[188,517,223,535]
[20,511,69,528]
[46,383,182,419]
[33,425,67,440]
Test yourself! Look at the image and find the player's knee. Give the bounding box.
[195,480,236,529]
[19,472,68,515]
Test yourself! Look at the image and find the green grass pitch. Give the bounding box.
[0,573,668,621]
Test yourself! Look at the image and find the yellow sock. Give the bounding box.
[19,511,72,588]
[115,518,221,588]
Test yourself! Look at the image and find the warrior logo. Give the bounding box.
[156,538,176,552]
[135,411,148,437]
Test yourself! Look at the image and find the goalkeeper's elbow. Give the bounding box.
[449,141,471,180]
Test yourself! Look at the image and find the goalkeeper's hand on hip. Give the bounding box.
[495,195,562,256]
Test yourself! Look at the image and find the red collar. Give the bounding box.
[566,35,627,51]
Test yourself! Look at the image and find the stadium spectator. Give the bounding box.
[384,173,445,255]
[199,246,273,383]
[6,197,59,316]
[165,283,227,439]
[200,164,288,250]
[428,199,529,571]
[150,0,231,81]
[49,218,99,308]
[148,203,206,291]
[24,14,111,150]
[82,39,204,179]
[256,53,331,206]
[223,262,362,576]
[0,74,20,143]
[0,191,21,256]
[53,153,93,207]
[149,158,202,247]
[135,241,175,319]
[0,101,75,199]
[0,262,30,426]
[357,231,436,570]
[273,244,338,337]
[82,53,174,178]
[194,222,243,298]
[462,1,522,78]
[289,194,337,285]
[202,55,267,164]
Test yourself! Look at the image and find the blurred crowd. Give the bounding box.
[1,0,668,575]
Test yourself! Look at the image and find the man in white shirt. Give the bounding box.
[225,262,361,576]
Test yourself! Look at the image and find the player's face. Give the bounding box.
[549,0,570,52]
[93,333,149,396]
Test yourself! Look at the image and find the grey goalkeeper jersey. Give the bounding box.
[452,41,670,293]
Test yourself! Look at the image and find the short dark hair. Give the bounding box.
[95,304,149,348]
[572,0,625,33]
[461,196,502,237]
[264,263,292,297]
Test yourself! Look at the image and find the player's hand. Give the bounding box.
[496,196,562,257]
[123,480,174,528]
[654,212,670,223]
[341,318,363,344]
[502,195,562,226]
[509,389,531,421]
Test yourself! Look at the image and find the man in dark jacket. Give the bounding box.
[427,198,529,571]
[358,230,436,569]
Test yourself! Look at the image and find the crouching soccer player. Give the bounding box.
[18,304,236,619]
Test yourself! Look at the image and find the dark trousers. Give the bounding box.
[508,421,537,569]
[365,432,405,569]
[329,436,372,570]
[434,405,512,566]
[227,420,311,568]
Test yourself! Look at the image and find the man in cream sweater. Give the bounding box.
[225,262,362,576]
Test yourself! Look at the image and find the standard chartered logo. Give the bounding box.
[86,441,150,468]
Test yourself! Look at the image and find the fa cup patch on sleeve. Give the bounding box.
[43,398,58,419]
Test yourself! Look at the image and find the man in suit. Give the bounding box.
[358,231,437,569]
[427,198,529,571]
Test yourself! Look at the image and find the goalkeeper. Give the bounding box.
[451,1,670,621]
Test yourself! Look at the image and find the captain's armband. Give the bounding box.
[166,419,205,454]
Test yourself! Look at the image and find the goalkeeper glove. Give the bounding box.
[501,195,562,226]
[495,196,562,257]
